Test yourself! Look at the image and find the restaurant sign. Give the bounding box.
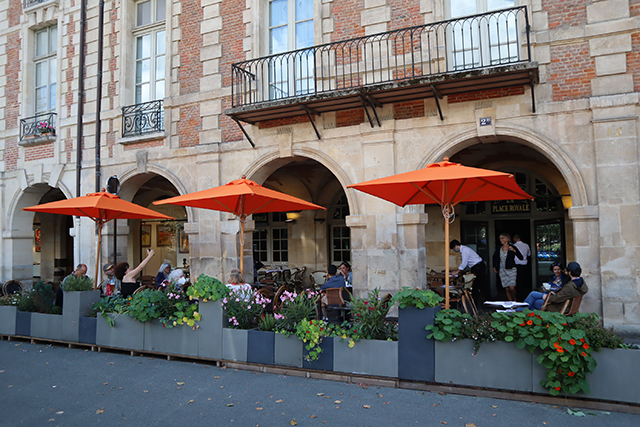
[491,200,530,214]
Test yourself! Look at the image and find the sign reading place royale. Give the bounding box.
[491,200,531,214]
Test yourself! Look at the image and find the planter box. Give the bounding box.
[435,340,535,392]
[16,311,32,336]
[96,314,145,351]
[247,330,275,365]
[0,306,17,335]
[144,321,198,356]
[62,290,100,342]
[222,328,249,362]
[303,337,334,371]
[334,338,398,378]
[78,317,97,345]
[30,313,62,340]
[398,306,440,382]
[197,300,225,360]
[274,333,303,368]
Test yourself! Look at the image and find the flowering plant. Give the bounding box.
[221,288,270,329]
[390,287,443,309]
[274,290,319,333]
[36,121,55,135]
[348,288,397,341]
[186,274,229,302]
[426,309,597,395]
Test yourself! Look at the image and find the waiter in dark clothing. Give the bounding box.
[450,240,489,305]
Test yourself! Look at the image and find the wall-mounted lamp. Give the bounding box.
[285,212,300,223]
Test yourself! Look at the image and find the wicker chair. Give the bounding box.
[3,280,24,296]
[321,287,350,322]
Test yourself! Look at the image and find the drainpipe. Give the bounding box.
[74,0,87,267]
[95,0,104,193]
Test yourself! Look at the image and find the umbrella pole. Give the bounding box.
[94,222,103,290]
[239,215,246,275]
[445,217,450,310]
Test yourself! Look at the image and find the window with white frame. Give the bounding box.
[330,195,350,264]
[252,212,289,264]
[134,0,166,104]
[268,0,314,99]
[448,0,517,70]
[34,25,57,115]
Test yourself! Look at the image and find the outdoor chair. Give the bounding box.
[139,275,155,288]
[133,286,146,295]
[541,294,582,315]
[3,280,24,296]
[310,270,326,290]
[321,287,350,323]
[272,285,287,312]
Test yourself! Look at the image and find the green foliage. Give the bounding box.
[62,275,93,292]
[427,309,598,396]
[570,313,624,351]
[391,287,443,309]
[126,290,169,322]
[48,305,62,315]
[274,290,319,333]
[17,291,38,313]
[31,281,55,313]
[222,288,270,329]
[186,274,229,302]
[0,293,22,306]
[258,313,277,332]
[348,288,397,341]
[294,319,338,361]
[92,296,131,326]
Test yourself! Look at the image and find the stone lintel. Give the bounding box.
[568,205,599,221]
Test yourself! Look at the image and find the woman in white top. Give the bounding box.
[226,268,253,293]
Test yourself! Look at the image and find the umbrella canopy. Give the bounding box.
[154,176,325,274]
[23,191,174,288]
[348,157,533,308]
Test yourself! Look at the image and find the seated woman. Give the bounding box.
[226,268,253,293]
[165,268,187,291]
[523,262,587,311]
[546,262,571,292]
[338,262,353,287]
[114,249,155,296]
[156,262,172,288]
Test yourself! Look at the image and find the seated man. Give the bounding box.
[320,265,345,290]
[522,262,587,311]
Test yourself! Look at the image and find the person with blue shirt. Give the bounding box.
[321,265,346,290]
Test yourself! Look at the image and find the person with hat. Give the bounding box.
[98,263,120,297]
[522,261,587,311]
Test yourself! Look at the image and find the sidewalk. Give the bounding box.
[1,339,639,427]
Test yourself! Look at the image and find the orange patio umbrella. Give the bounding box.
[153,176,325,274]
[348,157,533,308]
[23,191,174,289]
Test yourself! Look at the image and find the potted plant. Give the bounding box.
[36,121,55,136]
[94,296,145,350]
[247,314,277,365]
[28,281,63,341]
[273,289,318,368]
[391,287,443,381]
[187,274,228,359]
[221,288,270,362]
[334,289,398,378]
[61,275,100,342]
[0,293,22,335]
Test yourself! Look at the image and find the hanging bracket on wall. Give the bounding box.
[430,85,444,121]
[231,116,256,148]
[359,95,381,128]
[301,105,322,140]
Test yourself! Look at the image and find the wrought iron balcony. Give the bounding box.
[228,6,536,129]
[23,0,50,8]
[20,112,56,141]
[122,100,164,138]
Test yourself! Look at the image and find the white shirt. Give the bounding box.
[458,245,483,271]
[513,241,531,266]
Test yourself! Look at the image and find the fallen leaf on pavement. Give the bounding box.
[311,415,317,418]
[143,390,148,393]
[208,398,212,401]
[363,405,371,409]
[8,385,13,388]
[108,362,114,365]
[220,386,225,388]
[432,404,439,407]
[334,400,342,404]
[177,382,185,386]
[276,399,284,403]
[96,409,104,414]
[55,411,63,414]
[378,394,383,398]
[226,404,234,407]
[438,392,446,395]
[214,376,220,379]
[384,402,389,405]
[317,393,324,396]
[256,407,263,410]
[103,382,108,385]
[290,420,298,425]
[465,424,478,427]
[492,405,497,408]
[440,422,447,425]
[543,423,548,425]
[187,400,194,404]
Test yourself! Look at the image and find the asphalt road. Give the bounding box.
[1,339,639,427]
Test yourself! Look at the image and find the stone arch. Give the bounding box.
[418,125,590,207]
[244,147,361,216]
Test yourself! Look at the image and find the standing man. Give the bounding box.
[450,240,489,305]
[513,234,531,301]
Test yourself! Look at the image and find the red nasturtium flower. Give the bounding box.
[528,312,535,317]
[580,338,585,343]
[568,372,575,377]
[554,386,561,391]
[557,369,563,373]
[569,339,576,345]
[583,343,589,349]
[581,351,587,357]
[527,320,533,326]
[520,322,525,327]
[557,347,564,353]
[553,342,560,348]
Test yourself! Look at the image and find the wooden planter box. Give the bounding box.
[16,311,32,336]
[78,317,97,345]
[0,306,17,335]
[334,338,398,378]
[303,337,334,371]
[96,314,145,351]
[435,340,535,392]
[274,333,303,368]
[398,306,440,382]
[62,290,100,342]
[30,313,62,341]
[222,328,249,362]
[197,300,224,360]
[144,321,198,356]
[247,330,275,365]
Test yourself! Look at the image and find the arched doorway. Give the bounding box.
[249,157,350,278]
[12,185,73,285]
[428,141,572,300]
[115,173,188,278]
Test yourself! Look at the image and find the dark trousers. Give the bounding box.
[470,261,489,304]
[516,264,531,301]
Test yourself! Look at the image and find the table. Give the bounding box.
[483,301,529,312]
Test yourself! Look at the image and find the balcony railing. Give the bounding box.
[122,100,164,138]
[20,112,57,141]
[231,6,531,109]
[23,0,50,8]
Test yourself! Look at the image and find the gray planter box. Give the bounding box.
[197,300,224,360]
[303,337,334,371]
[274,333,303,368]
[222,328,248,362]
[96,314,145,351]
[0,306,17,335]
[398,306,440,382]
[30,313,63,340]
[78,317,97,344]
[62,290,100,342]
[144,321,198,356]
[334,338,398,378]
[16,311,32,336]
[247,330,275,365]
[435,339,535,392]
